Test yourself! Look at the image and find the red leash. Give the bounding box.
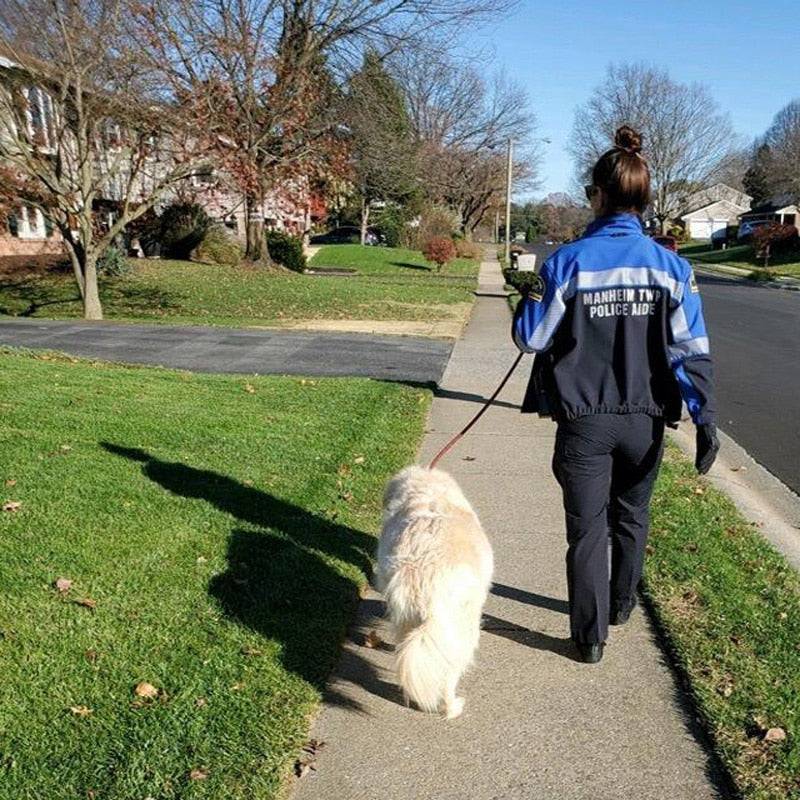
[428,351,526,469]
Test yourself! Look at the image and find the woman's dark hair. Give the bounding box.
[591,125,650,214]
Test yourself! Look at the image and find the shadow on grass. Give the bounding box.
[105,284,185,313]
[391,261,432,271]
[102,443,381,699]
[0,278,81,316]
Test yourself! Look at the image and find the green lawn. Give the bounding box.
[309,243,480,277]
[0,245,478,327]
[647,446,800,799]
[0,349,430,799]
[680,242,800,277]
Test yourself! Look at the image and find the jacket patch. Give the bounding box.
[529,274,546,302]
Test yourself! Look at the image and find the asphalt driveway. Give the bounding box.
[0,318,453,384]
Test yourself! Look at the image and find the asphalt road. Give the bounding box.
[697,273,800,495]
[523,242,800,496]
[0,318,452,385]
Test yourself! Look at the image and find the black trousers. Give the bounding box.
[552,413,665,644]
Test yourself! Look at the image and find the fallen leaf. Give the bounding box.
[645,544,655,556]
[294,760,316,779]
[76,597,98,610]
[230,682,245,691]
[55,578,73,593]
[196,556,208,564]
[59,444,72,453]
[764,727,787,742]
[364,630,384,649]
[3,501,21,512]
[353,456,365,464]
[4,479,16,487]
[686,543,699,553]
[69,705,92,717]
[729,634,743,645]
[86,649,98,662]
[340,492,353,502]
[189,769,208,780]
[730,465,747,472]
[134,681,159,699]
[241,647,262,656]
[462,456,476,461]
[244,383,256,394]
[693,487,705,495]
[194,698,208,708]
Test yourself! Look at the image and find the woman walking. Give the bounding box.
[512,125,719,664]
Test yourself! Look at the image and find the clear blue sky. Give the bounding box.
[469,0,799,200]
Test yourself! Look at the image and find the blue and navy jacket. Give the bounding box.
[512,214,715,425]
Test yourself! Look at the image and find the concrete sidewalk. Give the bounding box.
[291,258,730,800]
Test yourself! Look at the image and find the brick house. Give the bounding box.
[0,51,317,259]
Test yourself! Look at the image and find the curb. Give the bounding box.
[689,260,800,292]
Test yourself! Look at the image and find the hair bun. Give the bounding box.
[614,125,642,154]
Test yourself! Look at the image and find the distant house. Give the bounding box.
[0,54,63,258]
[739,200,799,231]
[679,183,752,240]
[0,49,316,260]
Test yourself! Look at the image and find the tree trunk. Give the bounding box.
[82,252,103,320]
[245,218,265,261]
[360,198,370,245]
[244,194,266,261]
[66,246,86,301]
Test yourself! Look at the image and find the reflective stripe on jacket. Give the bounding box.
[512,214,715,425]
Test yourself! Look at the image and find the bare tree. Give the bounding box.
[133,0,516,259]
[570,63,735,232]
[761,99,800,202]
[0,0,210,319]
[394,51,538,237]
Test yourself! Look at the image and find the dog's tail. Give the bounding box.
[395,611,460,714]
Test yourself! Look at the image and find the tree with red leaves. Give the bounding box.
[132,0,513,261]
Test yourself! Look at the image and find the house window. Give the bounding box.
[26,86,55,149]
[14,205,45,238]
[783,214,796,226]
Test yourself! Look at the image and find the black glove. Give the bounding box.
[695,422,720,475]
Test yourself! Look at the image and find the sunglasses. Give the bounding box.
[584,184,598,201]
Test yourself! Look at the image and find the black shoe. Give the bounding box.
[610,600,637,626]
[576,642,604,664]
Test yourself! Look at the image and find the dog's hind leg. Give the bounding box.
[441,669,465,719]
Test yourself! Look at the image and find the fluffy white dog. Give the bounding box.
[375,465,493,719]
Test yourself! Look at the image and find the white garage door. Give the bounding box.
[690,219,728,239]
[690,219,713,239]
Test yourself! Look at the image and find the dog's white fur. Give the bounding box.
[375,465,493,719]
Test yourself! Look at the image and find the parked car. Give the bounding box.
[737,219,772,242]
[310,226,383,245]
[652,234,677,252]
[711,226,738,250]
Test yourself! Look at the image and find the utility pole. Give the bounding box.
[504,137,513,266]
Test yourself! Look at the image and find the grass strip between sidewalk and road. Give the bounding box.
[680,242,800,278]
[0,245,478,328]
[0,349,430,799]
[646,444,800,800]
